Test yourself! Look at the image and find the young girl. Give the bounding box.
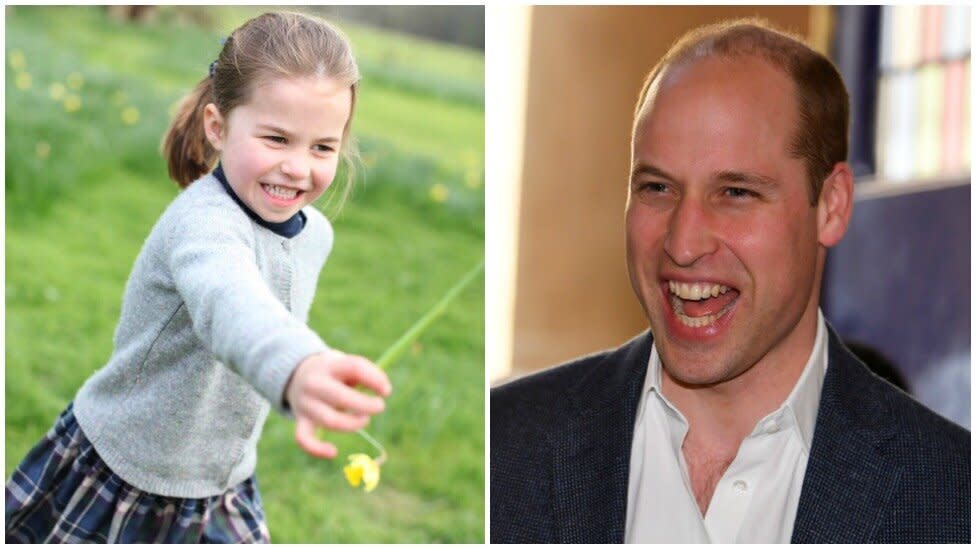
[6,12,391,543]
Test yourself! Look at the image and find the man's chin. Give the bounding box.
[659,352,725,387]
[654,333,750,388]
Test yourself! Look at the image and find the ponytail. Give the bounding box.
[161,77,219,188]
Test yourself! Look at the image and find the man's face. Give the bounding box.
[626,55,829,388]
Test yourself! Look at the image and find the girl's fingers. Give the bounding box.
[318,378,386,416]
[301,399,370,433]
[294,417,338,459]
[331,354,393,397]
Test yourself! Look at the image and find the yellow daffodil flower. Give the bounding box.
[429,183,449,203]
[63,94,82,113]
[67,71,84,90]
[15,72,31,90]
[344,453,380,493]
[8,49,25,70]
[49,82,66,100]
[121,106,140,125]
[464,167,482,189]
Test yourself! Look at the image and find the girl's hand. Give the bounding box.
[285,350,392,459]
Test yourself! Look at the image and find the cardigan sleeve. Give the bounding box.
[163,201,329,416]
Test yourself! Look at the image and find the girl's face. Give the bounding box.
[203,76,352,223]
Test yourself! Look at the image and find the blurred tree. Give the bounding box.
[106,6,156,23]
[314,6,484,50]
[159,6,218,31]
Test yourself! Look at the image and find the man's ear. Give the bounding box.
[817,162,854,248]
[202,103,225,151]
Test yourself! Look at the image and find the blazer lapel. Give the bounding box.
[791,327,902,543]
[550,332,652,543]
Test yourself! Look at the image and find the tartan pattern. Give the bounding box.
[6,403,270,543]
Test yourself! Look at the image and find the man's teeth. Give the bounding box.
[262,184,298,200]
[667,281,730,301]
[667,281,735,328]
[676,312,720,328]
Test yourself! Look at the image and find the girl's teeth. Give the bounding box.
[263,184,298,199]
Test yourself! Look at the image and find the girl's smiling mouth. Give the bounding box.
[261,183,304,204]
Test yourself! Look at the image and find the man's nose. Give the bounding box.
[663,197,718,267]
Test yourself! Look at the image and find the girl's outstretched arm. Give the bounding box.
[285,350,392,459]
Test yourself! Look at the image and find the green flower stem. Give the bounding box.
[356,428,388,466]
[354,258,484,466]
[375,258,484,370]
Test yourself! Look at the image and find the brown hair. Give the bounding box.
[162,11,361,207]
[633,18,849,204]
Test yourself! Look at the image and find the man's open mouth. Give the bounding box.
[666,281,739,328]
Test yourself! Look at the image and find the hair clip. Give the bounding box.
[209,60,217,79]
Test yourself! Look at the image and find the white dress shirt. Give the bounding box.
[625,310,828,543]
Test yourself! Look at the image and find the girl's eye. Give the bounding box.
[264,136,286,144]
[313,144,335,153]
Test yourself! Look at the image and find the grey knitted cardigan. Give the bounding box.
[74,173,332,498]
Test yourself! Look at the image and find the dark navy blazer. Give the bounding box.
[490,327,970,543]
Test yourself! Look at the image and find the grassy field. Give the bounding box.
[5,6,484,543]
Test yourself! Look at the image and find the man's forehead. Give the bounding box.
[635,54,791,126]
[629,54,802,176]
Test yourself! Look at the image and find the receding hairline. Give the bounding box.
[634,19,816,123]
[630,18,851,205]
[634,51,803,140]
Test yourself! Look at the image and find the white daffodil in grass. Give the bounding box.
[341,259,484,492]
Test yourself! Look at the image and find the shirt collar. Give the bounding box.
[213,164,307,238]
[783,309,828,450]
[642,309,828,451]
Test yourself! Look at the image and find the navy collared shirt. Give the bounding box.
[213,164,306,238]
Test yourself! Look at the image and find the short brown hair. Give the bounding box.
[634,18,849,204]
[162,12,360,207]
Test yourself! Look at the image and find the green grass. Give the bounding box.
[5,6,483,543]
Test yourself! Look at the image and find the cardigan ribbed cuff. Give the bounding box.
[258,331,330,418]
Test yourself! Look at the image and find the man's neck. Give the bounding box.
[662,307,821,451]
[660,308,822,516]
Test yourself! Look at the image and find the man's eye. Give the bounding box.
[724,187,757,198]
[636,182,668,194]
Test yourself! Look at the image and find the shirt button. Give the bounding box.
[733,480,748,493]
[763,420,777,434]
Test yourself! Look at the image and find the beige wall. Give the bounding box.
[508,6,814,379]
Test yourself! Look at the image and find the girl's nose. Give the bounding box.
[280,154,311,179]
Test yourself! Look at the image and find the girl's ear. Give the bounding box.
[203,103,225,151]
[816,161,854,248]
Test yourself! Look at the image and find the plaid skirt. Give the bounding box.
[5,403,270,543]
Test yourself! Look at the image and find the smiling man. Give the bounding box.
[490,19,970,544]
